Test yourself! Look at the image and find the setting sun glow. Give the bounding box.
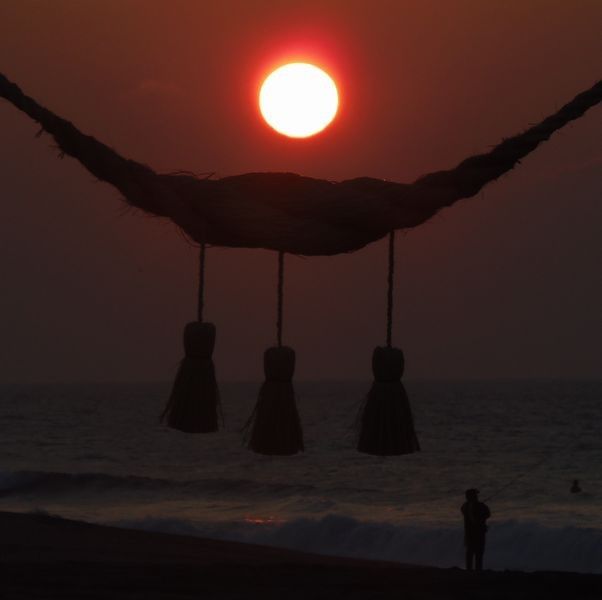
[259,63,339,138]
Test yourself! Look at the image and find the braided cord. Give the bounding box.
[277,251,284,347]
[197,243,206,322]
[386,231,395,348]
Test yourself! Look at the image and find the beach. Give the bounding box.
[2,511,602,599]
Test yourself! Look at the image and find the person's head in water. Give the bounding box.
[465,488,479,502]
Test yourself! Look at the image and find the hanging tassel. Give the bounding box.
[357,346,419,455]
[161,244,220,433]
[244,252,304,455]
[357,232,420,455]
[246,346,303,455]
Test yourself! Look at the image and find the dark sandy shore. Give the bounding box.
[1,511,601,599]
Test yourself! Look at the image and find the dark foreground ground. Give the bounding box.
[1,511,601,599]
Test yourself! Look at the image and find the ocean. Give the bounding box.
[1,380,600,573]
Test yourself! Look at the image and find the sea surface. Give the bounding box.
[0,380,600,573]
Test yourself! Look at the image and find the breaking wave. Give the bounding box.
[114,514,602,574]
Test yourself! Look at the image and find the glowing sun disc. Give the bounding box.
[259,63,339,138]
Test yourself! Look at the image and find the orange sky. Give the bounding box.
[0,1,601,382]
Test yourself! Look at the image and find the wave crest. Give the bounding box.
[115,514,602,574]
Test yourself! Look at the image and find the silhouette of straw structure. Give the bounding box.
[1,72,599,256]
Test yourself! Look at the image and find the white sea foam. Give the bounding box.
[113,514,602,573]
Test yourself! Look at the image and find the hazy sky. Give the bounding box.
[0,1,600,383]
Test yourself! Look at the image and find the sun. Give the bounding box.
[259,63,339,138]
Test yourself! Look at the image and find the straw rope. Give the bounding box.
[197,243,206,323]
[277,252,284,348]
[386,232,395,348]
[1,72,600,256]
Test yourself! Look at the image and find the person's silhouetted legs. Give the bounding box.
[472,533,485,571]
[465,548,474,570]
[465,540,484,571]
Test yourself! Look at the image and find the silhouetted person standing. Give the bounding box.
[570,479,582,494]
[461,488,490,571]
